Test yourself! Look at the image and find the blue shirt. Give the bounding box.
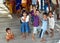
[41,19,47,30]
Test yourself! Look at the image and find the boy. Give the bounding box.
[32,9,41,41]
[6,28,14,42]
[39,12,48,42]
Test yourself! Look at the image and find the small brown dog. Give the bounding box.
[6,28,14,41]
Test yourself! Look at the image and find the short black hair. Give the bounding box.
[36,9,40,13]
[22,10,28,16]
[43,12,48,16]
[6,28,11,32]
[36,9,39,11]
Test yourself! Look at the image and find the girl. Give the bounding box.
[48,11,55,37]
[20,10,30,39]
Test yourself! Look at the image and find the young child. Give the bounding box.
[32,9,41,41]
[20,11,30,39]
[48,11,55,37]
[39,12,48,42]
[29,5,37,24]
[6,28,14,41]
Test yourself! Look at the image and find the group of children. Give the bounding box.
[5,5,55,42]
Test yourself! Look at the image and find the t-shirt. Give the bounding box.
[30,10,40,27]
[33,15,39,27]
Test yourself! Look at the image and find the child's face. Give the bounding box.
[33,7,36,12]
[36,11,39,16]
[23,12,27,17]
[7,30,11,34]
[43,15,47,20]
[49,13,52,17]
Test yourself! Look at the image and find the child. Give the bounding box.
[6,28,14,41]
[32,10,41,41]
[39,12,48,42]
[20,11,30,39]
[48,11,55,37]
[29,5,36,24]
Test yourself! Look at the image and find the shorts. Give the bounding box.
[33,26,41,34]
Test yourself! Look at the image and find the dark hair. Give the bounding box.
[21,6,25,10]
[6,28,11,32]
[36,9,40,13]
[48,11,53,14]
[43,12,48,16]
[36,9,39,11]
[32,5,36,8]
[22,10,28,16]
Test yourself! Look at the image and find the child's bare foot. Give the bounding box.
[23,35,26,40]
[32,34,35,41]
[50,29,54,37]
[50,34,54,38]
[45,31,49,35]
[32,38,35,41]
[22,36,26,40]
[26,33,29,38]
[40,38,46,42]
[50,32,54,38]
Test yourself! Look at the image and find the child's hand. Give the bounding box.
[22,16,26,22]
[22,18,26,21]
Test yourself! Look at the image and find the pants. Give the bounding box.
[39,29,46,38]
